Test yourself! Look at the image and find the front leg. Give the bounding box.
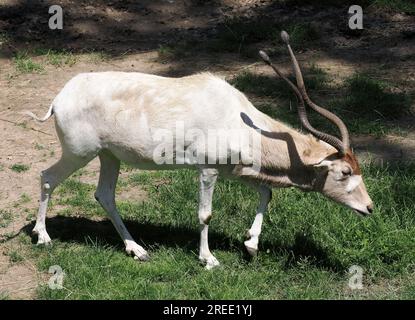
[244,185,271,256]
[95,151,149,261]
[198,168,220,270]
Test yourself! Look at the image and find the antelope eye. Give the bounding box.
[342,167,352,176]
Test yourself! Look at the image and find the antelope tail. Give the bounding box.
[23,104,54,122]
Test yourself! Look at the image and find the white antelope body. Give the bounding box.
[28,32,373,269]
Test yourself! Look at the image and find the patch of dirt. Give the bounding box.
[0,210,41,299]
[353,133,415,164]
[0,257,40,299]
[116,186,148,204]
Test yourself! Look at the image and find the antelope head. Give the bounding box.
[259,31,373,216]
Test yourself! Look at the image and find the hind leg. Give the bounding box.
[33,154,93,245]
[94,151,149,261]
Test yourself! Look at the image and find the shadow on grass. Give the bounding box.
[231,70,414,136]
[21,215,344,272]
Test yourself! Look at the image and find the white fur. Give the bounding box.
[27,71,372,268]
[346,175,362,193]
[244,186,271,256]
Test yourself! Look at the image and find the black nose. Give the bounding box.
[367,204,373,214]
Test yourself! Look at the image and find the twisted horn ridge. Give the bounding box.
[280,30,350,154]
[258,50,344,152]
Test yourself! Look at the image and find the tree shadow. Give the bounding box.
[0,0,224,59]
[353,136,415,164]
[22,216,203,250]
[20,214,344,271]
[2,0,412,64]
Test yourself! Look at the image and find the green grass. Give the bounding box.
[342,73,412,120]
[0,210,13,228]
[44,49,77,67]
[20,193,32,204]
[10,163,30,173]
[30,162,415,299]
[0,292,9,300]
[7,250,24,264]
[13,52,44,73]
[12,48,78,71]
[86,51,110,63]
[34,143,46,150]
[54,179,104,217]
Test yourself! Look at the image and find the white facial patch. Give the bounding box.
[346,175,362,193]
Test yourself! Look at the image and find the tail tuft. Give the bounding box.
[22,104,54,122]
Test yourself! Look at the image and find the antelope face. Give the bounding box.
[315,153,373,216]
[260,30,373,216]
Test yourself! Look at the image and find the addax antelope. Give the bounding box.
[26,31,373,269]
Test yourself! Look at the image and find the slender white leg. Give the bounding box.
[33,155,92,245]
[244,185,271,256]
[33,182,52,245]
[198,168,219,270]
[95,151,149,261]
